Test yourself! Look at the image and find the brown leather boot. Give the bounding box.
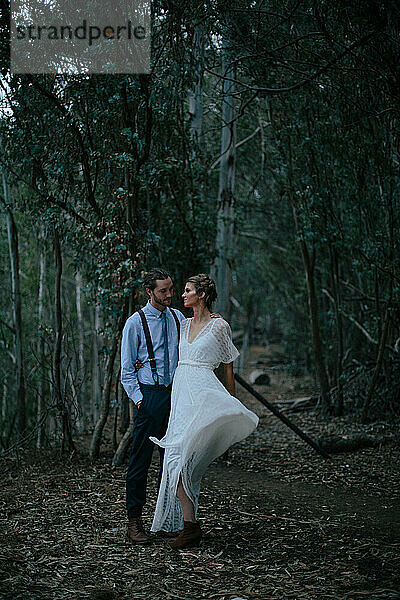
[156,529,180,538]
[127,517,151,544]
[168,521,202,550]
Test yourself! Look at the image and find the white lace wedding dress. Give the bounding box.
[150,317,259,533]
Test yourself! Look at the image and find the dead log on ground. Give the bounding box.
[249,370,271,385]
[317,434,394,454]
[275,396,317,412]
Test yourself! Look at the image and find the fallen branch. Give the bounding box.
[234,373,330,459]
[275,396,317,412]
[317,434,393,454]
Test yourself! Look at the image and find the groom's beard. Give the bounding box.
[153,292,172,308]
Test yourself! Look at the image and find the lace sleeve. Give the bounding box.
[180,318,190,341]
[212,319,240,364]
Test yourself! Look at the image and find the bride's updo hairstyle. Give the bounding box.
[186,274,218,310]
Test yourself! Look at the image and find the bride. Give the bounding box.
[150,274,259,549]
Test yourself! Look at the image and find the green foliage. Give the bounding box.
[1,0,400,450]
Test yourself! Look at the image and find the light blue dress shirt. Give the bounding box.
[121,301,185,404]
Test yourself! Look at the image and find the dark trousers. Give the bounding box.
[126,383,172,518]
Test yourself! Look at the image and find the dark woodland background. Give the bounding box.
[1,3,400,600]
[0,0,399,459]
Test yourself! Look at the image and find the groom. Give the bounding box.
[121,268,185,544]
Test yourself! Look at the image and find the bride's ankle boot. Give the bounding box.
[169,521,202,550]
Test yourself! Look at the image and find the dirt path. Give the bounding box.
[1,346,399,600]
[208,462,399,539]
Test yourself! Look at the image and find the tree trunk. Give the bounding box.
[89,301,129,460]
[2,377,7,437]
[119,385,130,435]
[75,271,85,431]
[286,131,330,412]
[329,245,344,416]
[112,400,135,466]
[53,229,75,454]
[3,172,26,440]
[112,375,119,452]
[290,200,331,413]
[211,40,236,318]
[238,330,249,374]
[303,245,331,412]
[188,23,204,151]
[92,303,102,423]
[361,300,391,422]
[362,171,394,421]
[36,227,46,448]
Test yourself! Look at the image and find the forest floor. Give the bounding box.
[1,345,400,600]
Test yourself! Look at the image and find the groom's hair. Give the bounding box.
[142,268,172,291]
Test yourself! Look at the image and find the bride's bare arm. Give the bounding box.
[223,362,236,397]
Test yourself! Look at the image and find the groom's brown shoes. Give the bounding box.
[169,521,202,550]
[127,517,151,544]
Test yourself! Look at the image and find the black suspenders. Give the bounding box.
[138,309,158,384]
[137,308,180,386]
[170,308,180,334]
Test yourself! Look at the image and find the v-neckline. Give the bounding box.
[187,318,214,345]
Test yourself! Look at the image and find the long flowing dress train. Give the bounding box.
[150,317,259,533]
